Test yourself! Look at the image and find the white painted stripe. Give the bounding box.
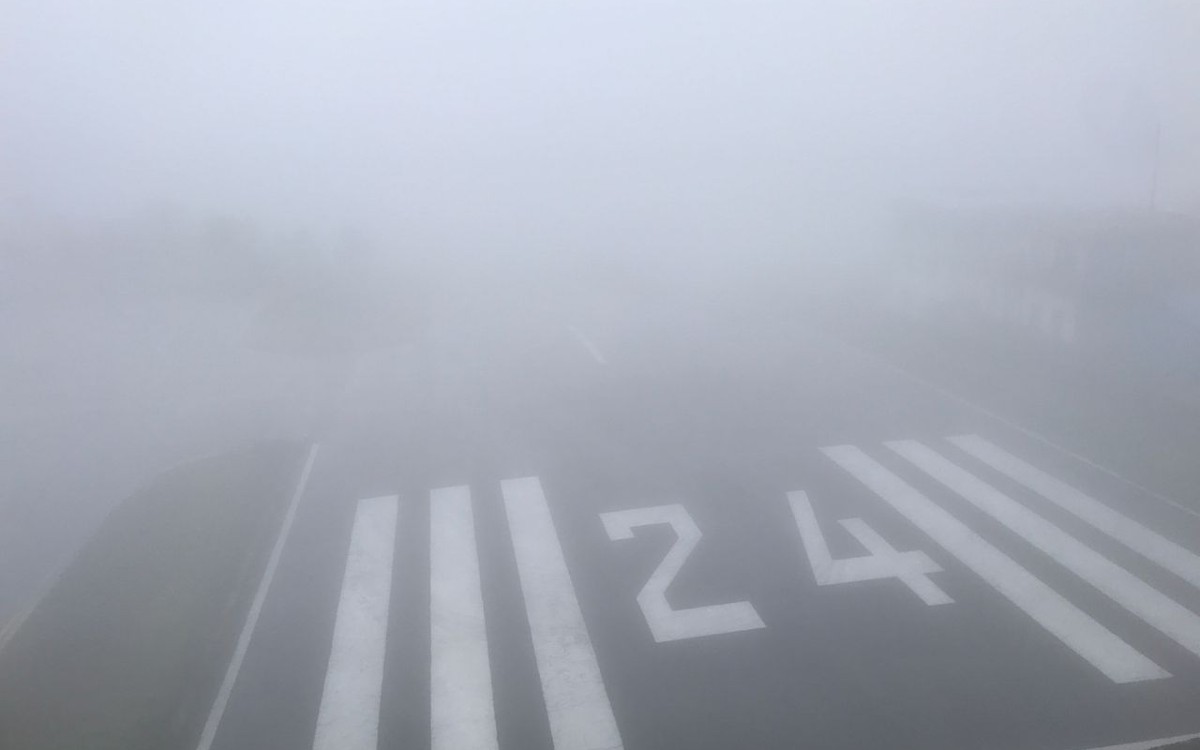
[501,476,623,750]
[1079,733,1200,750]
[312,495,398,750]
[430,486,498,750]
[892,440,1200,663]
[950,434,1200,591]
[567,325,608,365]
[823,445,1167,683]
[197,443,320,750]
[830,337,1200,522]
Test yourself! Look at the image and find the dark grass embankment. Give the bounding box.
[0,441,307,750]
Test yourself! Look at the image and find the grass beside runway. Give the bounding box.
[0,440,307,750]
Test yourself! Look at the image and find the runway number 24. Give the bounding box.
[600,493,951,643]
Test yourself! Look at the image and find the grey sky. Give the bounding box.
[3,0,1197,238]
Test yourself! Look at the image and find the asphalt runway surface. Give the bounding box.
[198,295,1200,750]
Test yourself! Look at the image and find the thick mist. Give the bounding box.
[3,0,1200,699]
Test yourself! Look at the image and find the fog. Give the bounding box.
[2,0,1195,611]
[3,3,1200,747]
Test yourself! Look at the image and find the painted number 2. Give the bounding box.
[788,490,952,606]
[601,504,766,642]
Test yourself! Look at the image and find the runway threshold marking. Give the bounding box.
[892,440,1200,663]
[503,476,624,750]
[832,337,1200,522]
[431,485,499,750]
[312,495,398,750]
[824,445,1167,684]
[950,434,1200,591]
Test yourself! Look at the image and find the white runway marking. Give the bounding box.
[831,337,1200,522]
[312,495,398,750]
[788,490,952,606]
[1081,733,1200,750]
[824,445,1167,683]
[197,442,319,750]
[892,440,1200,663]
[502,477,623,750]
[950,434,1200,591]
[430,486,498,750]
[567,325,608,365]
[601,504,766,642]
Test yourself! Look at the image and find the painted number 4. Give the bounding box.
[601,504,766,643]
[788,491,952,605]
